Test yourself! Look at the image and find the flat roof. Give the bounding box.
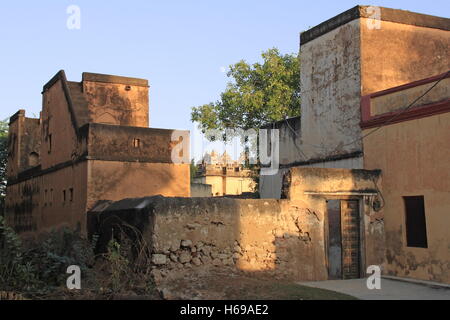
[82,72,149,87]
[300,5,450,45]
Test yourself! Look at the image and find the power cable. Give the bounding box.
[338,70,450,150]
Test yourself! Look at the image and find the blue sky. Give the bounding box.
[1,1,448,159]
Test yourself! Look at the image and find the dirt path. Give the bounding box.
[157,268,357,300]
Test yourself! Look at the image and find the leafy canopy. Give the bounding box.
[191,48,300,132]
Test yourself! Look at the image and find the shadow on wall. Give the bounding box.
[87,196,327,284]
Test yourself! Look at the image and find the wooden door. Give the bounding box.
[326,199,361,279]
[340,200,361,279]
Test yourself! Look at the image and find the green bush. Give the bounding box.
[0,217,156,299]
[0,216,95,294]
[0,216,39,291]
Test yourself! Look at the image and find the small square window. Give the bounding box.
[133,138,141,148]
[404,196,428,248]
[69,188,74,202]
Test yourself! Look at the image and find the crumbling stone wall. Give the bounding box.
[284,167,386,269]
[90,196,327,283]
[90,167,386,284]
[147,198,326,282]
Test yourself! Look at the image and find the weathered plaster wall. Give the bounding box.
[224,176,255,195]
[7,111,41,179]
[87,160,190,209]
[5,162,88,236]
[284,168,385,270]
[267,14,449,200]
[82,73,149,127]
[298,15,449,162]
[7,111,23,179]
[192,177,217,195]
[363,112,450,284]
[259,169,289,200]
[300,19,362,161]
[149,198,326,282]
[19,118,41,171]
[190,183,212,197]
[371,78,450,116]
[91,197,327,282]
[360,19,450,96]
[261,117,304,166]
[259,157,364,199]
[85,123,189,164]
[194,175,255,197]
[41,79,81,169]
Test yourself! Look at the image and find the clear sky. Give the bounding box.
[1,1,448,159]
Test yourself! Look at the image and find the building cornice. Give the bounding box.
[300,5,450,46]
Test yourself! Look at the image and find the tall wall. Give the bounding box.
[5,162,88,235]
[300,19,362,161]
[360,18,450,96]
[87,161,190,209]
[362,77,450,284]
[7,111,24,179]
[82,73,149,127]
[83,122,191,209]
[41,78,81,169]
[364,113,450,284]
[298,6,450,162]
[260,6,450,200]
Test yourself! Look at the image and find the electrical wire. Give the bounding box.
[338,70,450,150]
[279,70,449,155]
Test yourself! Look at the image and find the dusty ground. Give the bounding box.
[156,267,356,300]
[3,268,356,300]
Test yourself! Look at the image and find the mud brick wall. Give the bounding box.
[142,197,327,282]
[90,196,327,282]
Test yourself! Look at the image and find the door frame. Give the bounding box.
[324,196,366,279]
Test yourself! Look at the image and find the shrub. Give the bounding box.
[0,217,95,295]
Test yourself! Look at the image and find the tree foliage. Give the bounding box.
[190,158,198,182]
[191,48,300,132]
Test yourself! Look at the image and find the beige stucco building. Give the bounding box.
[259,6,450,284]
[5,71,190,236]
[260,5,449,199]
[361,72,450,283]
[193,151,255,196]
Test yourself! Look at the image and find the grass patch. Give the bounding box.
[243,282,358,300]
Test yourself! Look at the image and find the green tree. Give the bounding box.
[191,48,300,132]
[190,158,198,182]
[0,121,8,215]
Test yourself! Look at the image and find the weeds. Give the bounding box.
[0,216,158,299]
[105,237,129,293]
